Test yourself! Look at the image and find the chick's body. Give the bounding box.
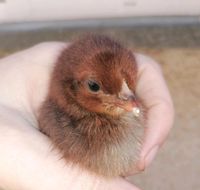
[38,35,145,177]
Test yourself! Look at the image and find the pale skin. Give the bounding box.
[0,42,174,190]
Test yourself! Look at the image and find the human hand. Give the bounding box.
[0,105,139,190]
[0,42,174,190]
[134,53,174,172]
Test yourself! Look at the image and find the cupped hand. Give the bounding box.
[0,42,174,190]
[135,53,174,171]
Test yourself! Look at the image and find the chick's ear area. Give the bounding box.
[61,78,80,97]
[71,80,79,90]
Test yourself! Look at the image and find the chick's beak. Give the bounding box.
[117,94,138,112]
[116,80,138,112]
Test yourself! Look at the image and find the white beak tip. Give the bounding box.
[132,107,140,117]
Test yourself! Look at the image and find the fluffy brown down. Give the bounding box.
[38,34,145,177]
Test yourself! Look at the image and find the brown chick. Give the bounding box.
[38,34,145,177]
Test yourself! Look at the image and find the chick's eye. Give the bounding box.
[87,80,100,92]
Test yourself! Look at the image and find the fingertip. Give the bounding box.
[140,94,174,170]
[142,145,159,170]
[134,53,163,74]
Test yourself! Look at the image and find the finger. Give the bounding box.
[0,42,66,117]
[135,53,174,170]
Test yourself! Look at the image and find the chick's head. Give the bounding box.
[53,35,139,117]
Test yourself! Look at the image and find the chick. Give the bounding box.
[38,35,145,177]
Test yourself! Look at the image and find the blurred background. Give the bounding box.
[0,0,200,190]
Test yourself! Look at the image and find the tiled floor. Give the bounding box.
[0,25,200,190]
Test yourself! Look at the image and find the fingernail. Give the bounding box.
[144,145,159,168]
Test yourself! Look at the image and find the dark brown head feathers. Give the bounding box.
[50,34,138,115]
